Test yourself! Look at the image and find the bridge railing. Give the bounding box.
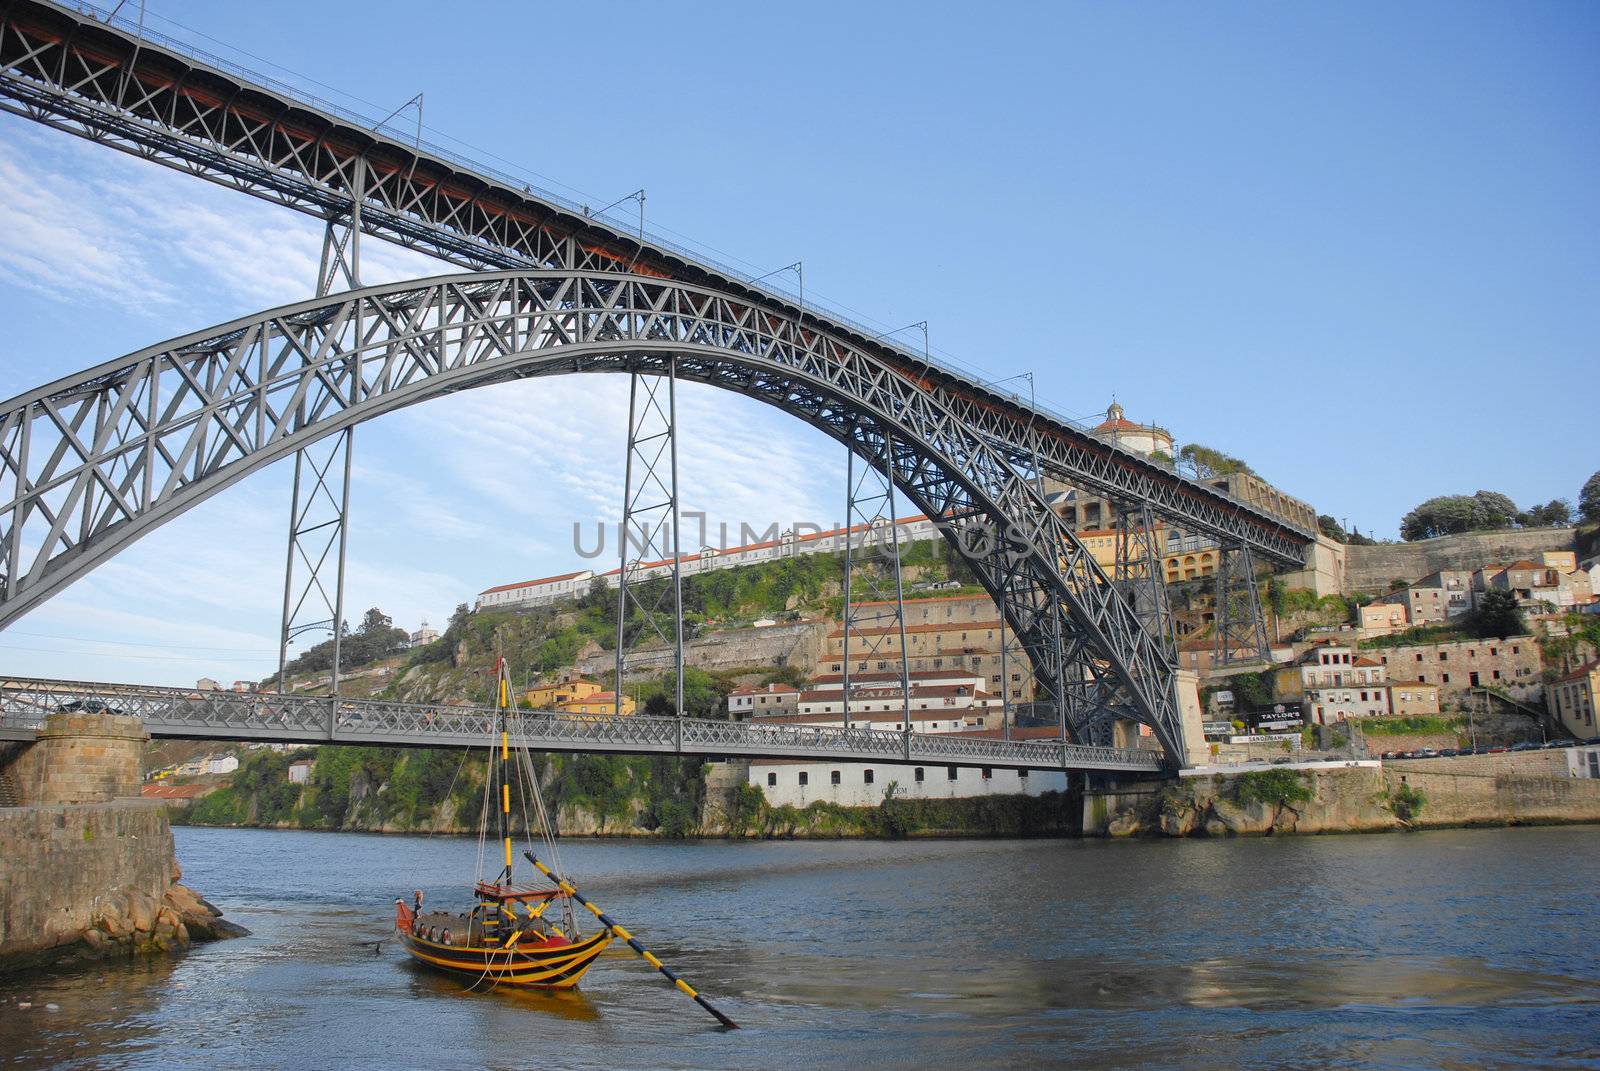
[0,677,1166,772]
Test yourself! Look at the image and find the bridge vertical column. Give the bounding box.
[277,157,366,696]
[1114,500,1177,656]
[1213,542,1270,666]
[614,363,685,724]
[840,428,912,736]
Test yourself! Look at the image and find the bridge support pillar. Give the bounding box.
[615,363,685,719]
[840,429,912,734]
[1213,542,1270,666]
[277,162,367,696]
[1173,669,1209,768]
[0,712,147,805]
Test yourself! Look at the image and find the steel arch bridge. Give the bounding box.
[0,0,1320,768]
[2,270,1191,757]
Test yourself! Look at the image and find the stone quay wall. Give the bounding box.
[1085,752,1600,837]
[0,713,243,972]
[1344,529,1575,592]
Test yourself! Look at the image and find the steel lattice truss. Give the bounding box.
[0,272,1190,757]
[0,676,1166,774]
[0,0,1313,564]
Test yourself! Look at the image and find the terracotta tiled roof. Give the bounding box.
[141,783,210,799]
[479,570,588,595]
[1555,661,1600,685]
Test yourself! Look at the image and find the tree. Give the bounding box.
[1179,443,1254,479]
[1400,490,1520,541]
[1467,589,1525,639]
[1521,499,1571,528]
[1317,515,1347,542]
[1581,471,1600,525]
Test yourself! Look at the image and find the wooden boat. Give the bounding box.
[394,658,614,989]
[390,658,738,1025]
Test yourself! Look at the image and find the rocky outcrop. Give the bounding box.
[80,865,247,963]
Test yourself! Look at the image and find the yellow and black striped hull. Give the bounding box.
[399,928,614,988]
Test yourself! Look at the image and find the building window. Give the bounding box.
[1439,653,1448,661]
[1442,673,1450,684]
[914,767,925,783]
[864,769,875,784]
[1018,769,1029,779]
[981,767,993,781]
[830,770,841,786]
[947,766,958,781]
[798,772,809,787]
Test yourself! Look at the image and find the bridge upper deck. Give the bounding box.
[0,0,1313,563]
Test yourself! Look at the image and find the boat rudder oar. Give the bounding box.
[524,850,739,1029]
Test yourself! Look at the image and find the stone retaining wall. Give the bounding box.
[1345,529,1575,592]
[1085,755,1600,837]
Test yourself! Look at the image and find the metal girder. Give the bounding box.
[615,367,685,720]
[0,0,1313,564]
[0,270,1187,761]
[1213,543,1271,666]
[0,675,1166,774]
[839,429,913,738]
[276,184,364,694]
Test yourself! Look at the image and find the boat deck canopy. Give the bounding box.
[474,881,564,902]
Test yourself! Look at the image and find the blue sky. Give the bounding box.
[0,0,1594,686]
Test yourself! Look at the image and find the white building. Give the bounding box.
[727,683,801,717]
[288,760,313,784]
[1297,641,1390,724]
[750,727,1070,807]
[476,570,596,611]
[204,755,239,776]
[790,682,1000,730]
[409,623,441,647]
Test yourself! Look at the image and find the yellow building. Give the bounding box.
[1550,662,1599,741]
[525,678,601,709]
[1387,680,1440,717]
[558,691,637,716]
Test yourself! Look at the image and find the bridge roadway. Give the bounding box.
[0,677,1167,776]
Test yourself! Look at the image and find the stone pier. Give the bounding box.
[0,712,244,972]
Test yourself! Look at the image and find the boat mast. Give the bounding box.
[497,656,513,886]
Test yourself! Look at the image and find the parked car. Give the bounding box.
[55,699,122,716]
[1418,748,1438,758]
[1541,739,1570,749]
[1487,745,1509,753]
[1439,748,1459,757]
[1380,751,1398,760]
[1510,741,1540,752]
[1270,756,1294,765]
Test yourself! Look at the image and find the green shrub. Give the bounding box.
[1233,769,1311,809]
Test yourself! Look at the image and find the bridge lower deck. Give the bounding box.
[0,678,1168,775]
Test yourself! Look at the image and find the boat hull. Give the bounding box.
[398,927,614,988]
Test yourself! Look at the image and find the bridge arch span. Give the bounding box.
[0,270,1182,758]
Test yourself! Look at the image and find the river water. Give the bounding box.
[2,825,1598,1069]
